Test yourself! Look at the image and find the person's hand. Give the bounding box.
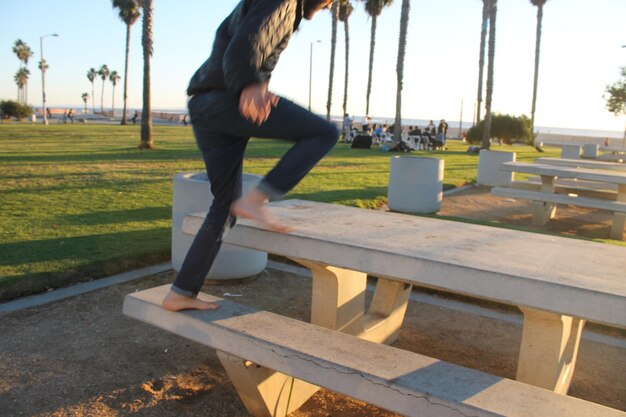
[239,83,279,125]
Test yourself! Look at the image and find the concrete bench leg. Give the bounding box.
[532,176,557,226]
[293,259,412,344]
[611,184,626,240]
[516,307,585,394]
[217,351,320,417]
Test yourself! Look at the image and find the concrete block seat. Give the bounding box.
[124,285,624,417]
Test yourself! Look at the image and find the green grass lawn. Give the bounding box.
[0,123,561,301]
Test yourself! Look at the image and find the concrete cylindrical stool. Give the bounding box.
[172,172,267,280]
[561,144,581,159]
[582,144,599,159]
[388,156,444,213]
[477,149,516,187]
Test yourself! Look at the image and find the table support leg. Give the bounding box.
[217,351,320,417]
[293,259,412,344]
[610,184,626,240]
[516,307,585,394]
[532,176,557,226]
[222,259,412,415]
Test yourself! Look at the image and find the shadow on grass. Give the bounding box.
[287,187,388,203]
[0,228,170,268]
[2,177,170,195]
[59,206,171,225]
[0,249,170,303]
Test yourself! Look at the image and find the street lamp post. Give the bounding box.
[40,33,59,125]
[308,40,321,112]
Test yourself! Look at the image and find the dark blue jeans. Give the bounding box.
[172,90,338,297]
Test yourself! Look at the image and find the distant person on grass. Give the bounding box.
[163,0,338,311]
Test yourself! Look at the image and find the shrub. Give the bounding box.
[0,100,34,120]
[467,113,532,145]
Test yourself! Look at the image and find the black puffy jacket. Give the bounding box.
[187,0,304,96]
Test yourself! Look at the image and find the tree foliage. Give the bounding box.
[605,66,626,117]
[0,100,33,120]
[467,113,532,145]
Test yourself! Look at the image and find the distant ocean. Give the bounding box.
[57,105,625,140]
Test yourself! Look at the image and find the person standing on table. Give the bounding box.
[163,0,338,311]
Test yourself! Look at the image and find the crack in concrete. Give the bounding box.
[234,333,483,417]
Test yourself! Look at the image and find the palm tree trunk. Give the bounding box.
[530,3,543,144]
[326,1,339,121]
[342,18,349,115]
[394,0,410,143]
[140,0,154,149]
[121,24,131,125]
[91,82,95,114]
[101,79,105,113]
[365,14,377,117]
[481,0,497,150]
[476,0,489,125]
[112,85,116,115]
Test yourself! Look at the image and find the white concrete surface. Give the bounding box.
[387,156,443,213]
[172,172,267,280]
[183,200,626,329]
[124,285,624,417]
[477,149,515,187]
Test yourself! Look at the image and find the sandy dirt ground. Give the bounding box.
[0,187,624,416]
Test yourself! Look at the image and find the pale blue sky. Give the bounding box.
[1,0,625,132]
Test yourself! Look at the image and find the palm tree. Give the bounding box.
[529,0,548,144]
[14,68,29,104]
[338,1,354,116]
[475,0,490,125]
[112,0,143,125]
[139,0,154,149]
[326,1,339,121]
[81,93,89,113]
[13,39,33,104]
[481,0,498,150]
[362,0,393,117]
[393,0,410,143]
[87,68,97,113]
[98,64,110,113]
[110,70,121,115]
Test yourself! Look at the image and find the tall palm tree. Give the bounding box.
[475,0,490,125]
[14,68,29,104]
[81,93,89,113]
[139,0,154,149]
[326,1,339,121]
[338,0,354,116]
[362,0,393,117]
[529,0,548,144]
[110,70,121,115]
[112,0,142,125]
[87,68,97,113]
[13,39,33,104]
[481,0,498,150]
[98,64,110,113]
[393,0,410,142]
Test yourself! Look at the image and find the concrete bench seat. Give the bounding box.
[494,186,626,212]
[124,285,624,417]
[511,177,617,200]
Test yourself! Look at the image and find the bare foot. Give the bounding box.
[162,290,219,311]
[231,189,294,233]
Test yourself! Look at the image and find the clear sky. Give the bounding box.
[1,0,625,132]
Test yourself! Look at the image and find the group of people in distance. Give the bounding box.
[342,114,449,150]
[407,119,449,150]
